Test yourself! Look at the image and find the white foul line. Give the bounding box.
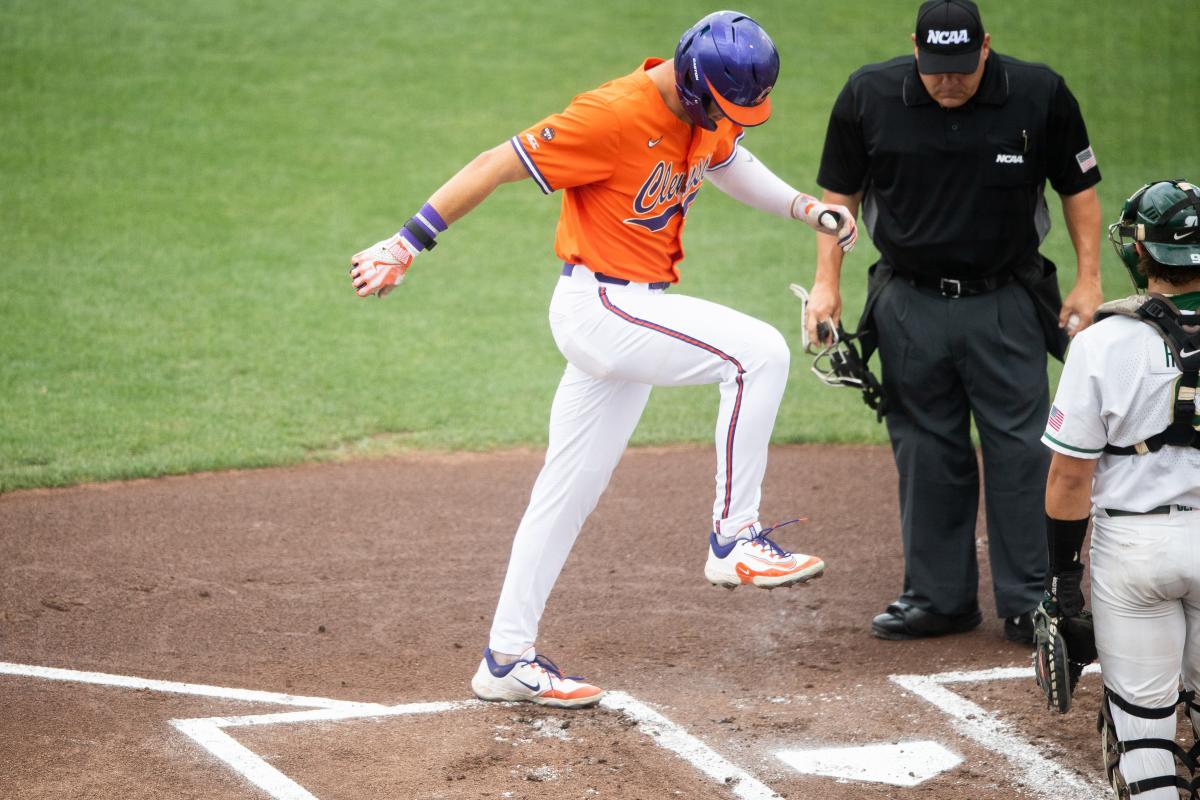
[1,661,780,800]
[890,665,1108,800]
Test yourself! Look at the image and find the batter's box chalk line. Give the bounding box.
[0,660,1109,799]
[888,663,1108,800]
[0,661,777,800]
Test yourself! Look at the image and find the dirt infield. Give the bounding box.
[0,444,1111,799]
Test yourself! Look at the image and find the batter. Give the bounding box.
[348,11,856,707]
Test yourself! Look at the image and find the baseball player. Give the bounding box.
[1039,179,1200,798]
[349,11,856,708]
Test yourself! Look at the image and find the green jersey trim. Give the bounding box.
[1042,432,1105,455]
[1169,291,1200,311]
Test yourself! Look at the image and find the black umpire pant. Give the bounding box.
[873,275,1049,619]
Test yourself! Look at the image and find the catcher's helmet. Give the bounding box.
[1108,178,1200,288]
[674,11,779,132]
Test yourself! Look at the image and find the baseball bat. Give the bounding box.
[818,209,842,231]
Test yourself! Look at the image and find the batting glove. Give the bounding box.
[793,198,858,254]
[350,233,419,298]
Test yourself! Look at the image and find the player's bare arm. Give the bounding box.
[1044,451,1097,519]
[1058,186,1103,334]
[426,144,530,225]
[349,144,527,298]
[805,189,862,345]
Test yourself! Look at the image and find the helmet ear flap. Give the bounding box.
[1118,242,1146,289]
[673,28,717,131]
[1109,183,1153,290]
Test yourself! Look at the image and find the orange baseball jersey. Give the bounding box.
[509,58,743,284]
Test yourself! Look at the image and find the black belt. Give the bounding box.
[561,263,671,291]
[895,269,1014,298]
[1105,505,1196,517]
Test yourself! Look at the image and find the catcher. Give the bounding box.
[1038,178,1200,799]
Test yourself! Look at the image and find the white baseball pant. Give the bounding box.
[1091,506,1200,799]
[488,264,790,654]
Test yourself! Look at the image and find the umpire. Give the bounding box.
[805,0,1103,643]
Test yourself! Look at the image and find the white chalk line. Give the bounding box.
[191,699,479,729]
[917,663,1102,685]
[11,658,1109,799]
[891,664,1108,800]
[1,661,781,800]
[0,661,382,711]
[602,691,779,800]
[171,718,318,800]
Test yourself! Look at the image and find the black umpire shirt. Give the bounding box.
[817,51,1101,280]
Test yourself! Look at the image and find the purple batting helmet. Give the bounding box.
[674,10,780,131]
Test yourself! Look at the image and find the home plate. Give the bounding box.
[776,740,963,787]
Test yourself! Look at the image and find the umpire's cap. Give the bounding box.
[915,0,984,74]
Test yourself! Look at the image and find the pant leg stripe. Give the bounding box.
[724,374,745,518]
[597,288,745,518]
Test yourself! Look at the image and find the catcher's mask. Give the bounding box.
[1108,178,1200,289]
[790,284,888,421]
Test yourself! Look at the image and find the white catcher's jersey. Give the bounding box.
[1042,307,1200,513]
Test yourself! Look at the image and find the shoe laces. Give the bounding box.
[749,518,804,558]
[526,653,585,683]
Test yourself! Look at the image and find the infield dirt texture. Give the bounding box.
[2,0,1198,798]
[1,445,1126,799]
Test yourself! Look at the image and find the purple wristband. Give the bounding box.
[417,203,447,233]
[398,202,448,252]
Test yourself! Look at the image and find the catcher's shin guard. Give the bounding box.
[1098,687,1197,798]
[1190,693,1200,798]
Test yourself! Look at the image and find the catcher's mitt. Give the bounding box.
[1034,593,1096,714]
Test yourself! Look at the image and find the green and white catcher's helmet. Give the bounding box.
[1108,178,1200,289]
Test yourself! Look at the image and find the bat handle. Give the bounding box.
[817,209,842,231]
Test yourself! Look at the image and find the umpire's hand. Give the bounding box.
[1059,280,1104,336]
[804,281,841,347]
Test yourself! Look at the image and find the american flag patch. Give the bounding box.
[1075,146,1097,173]
[1048,405,1065,431]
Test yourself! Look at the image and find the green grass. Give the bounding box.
[2,0,1197,490]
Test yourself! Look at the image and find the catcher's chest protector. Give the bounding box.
[1094,294,1200,456]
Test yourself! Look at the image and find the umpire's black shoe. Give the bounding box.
[1004,612,1035,645]
[871,600,982,640]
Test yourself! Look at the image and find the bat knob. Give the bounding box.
[818,210,841,231]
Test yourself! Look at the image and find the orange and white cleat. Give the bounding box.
[471,647,603,708]
[704,521,825,589]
